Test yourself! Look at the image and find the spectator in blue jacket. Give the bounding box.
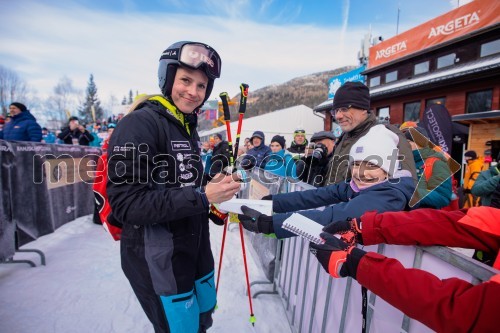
[240,130,272,170]
[41,127,57,143]
[0,102,42,142]
[238,125,415,237]
[264,135,298,179]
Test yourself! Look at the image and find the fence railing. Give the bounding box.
[241,169,498,333]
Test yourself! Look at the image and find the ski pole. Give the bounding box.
[220,92,235,167]
[215,92,234,294]
[234,83,256,325]
[232,83,249,163]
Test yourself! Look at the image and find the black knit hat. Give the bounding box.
[270,135,286,149]
[464,150,477,160]
[214,133,223,140]
[10,102,27,112]
[332,82,370,111]
[404,126,429,142]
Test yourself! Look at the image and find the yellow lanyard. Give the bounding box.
[149,95,190,135]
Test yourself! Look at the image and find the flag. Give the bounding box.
[420,104,453,154]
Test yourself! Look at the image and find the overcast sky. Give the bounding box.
[0,0,471,105]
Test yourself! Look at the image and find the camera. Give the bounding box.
[312,143,328,160]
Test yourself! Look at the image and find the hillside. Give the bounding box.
[198,65,356,131]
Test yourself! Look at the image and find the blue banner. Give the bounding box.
[328,66,366,99]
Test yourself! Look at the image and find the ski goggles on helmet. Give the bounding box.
[160,42,221,80]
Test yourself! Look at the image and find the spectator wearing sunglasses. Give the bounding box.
[324,82,416,187]
[287,128,309,158]
[107,41,241,333]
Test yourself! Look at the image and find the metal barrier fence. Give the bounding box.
[241,169,498,333]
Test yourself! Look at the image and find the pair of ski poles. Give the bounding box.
[214,83,256,326]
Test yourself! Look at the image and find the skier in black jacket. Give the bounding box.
[107,41,241,333]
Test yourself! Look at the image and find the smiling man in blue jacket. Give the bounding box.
[0,102,42,142]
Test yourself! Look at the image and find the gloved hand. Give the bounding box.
[261,194,273,201]
[309,232,366,279]
[237,205,274,234]
[209,204,228,226]
[322,217,363,246]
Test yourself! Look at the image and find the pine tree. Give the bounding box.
[78,74,105,124]
[121,96,127,105]
[128,89,133,104]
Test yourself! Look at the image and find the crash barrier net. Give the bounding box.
[241,168,498,333]
[0,140,100,264]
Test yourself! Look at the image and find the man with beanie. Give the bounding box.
[264,135,297,178]
[209,133,232,178]
[57,116,95,146]
[287,128,308,158]
[324,81,416,186]
[401,125,453,209]
[0,102,42,142]
[296,131,336,186]
[463,150,484,208]
[240,130,271,170]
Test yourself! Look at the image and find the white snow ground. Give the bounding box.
[0,215,292,333]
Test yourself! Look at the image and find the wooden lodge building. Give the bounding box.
[315,0,500,164]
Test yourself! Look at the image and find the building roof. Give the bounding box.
[313,98,333,113]
[452,110,500,124]
[369,53,500,98]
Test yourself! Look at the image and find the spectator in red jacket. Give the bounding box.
[310,207,499,333]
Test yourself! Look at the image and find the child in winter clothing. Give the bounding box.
[238,125,414,238]
[240,130,272,170]
[264,135,297,179]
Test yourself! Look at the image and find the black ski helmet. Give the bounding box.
[158,41,221,107]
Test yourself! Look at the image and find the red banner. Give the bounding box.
[368,0,500,69]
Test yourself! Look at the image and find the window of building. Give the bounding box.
[369,76,380,87]
[414,61,429,75]
[437,53,456,69]
[385,70,398,83]
[480,39,500,57]
[466,89,493,113]
[377,106,390,124]
[425,97,446,108]
[403,102,421,122]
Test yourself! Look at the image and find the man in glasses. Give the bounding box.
[107,41,241,333]
[324,81,416,187]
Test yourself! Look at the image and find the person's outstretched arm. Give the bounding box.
[361,207,500,254]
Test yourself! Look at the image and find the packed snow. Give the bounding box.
[0,215,292,333]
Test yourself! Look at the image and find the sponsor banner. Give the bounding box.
[0,140,100,258]
[368,0,500,68]
[328,66,366,99]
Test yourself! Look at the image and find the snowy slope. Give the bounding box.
[0,216,291,333]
